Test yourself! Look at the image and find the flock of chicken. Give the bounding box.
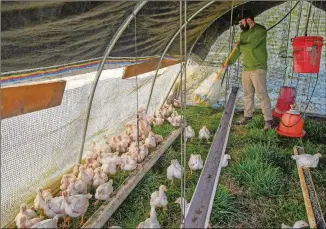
[14,104,227,229]
[14,101,319,228]
[135,126,232,228]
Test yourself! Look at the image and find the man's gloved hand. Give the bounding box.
[233,41,240,48]
[222,63,228,69]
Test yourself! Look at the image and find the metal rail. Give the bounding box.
[184,86,238,228]
[78,1,148,162]
[293,146,326,229]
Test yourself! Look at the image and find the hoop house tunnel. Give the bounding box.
[1,1,326,228]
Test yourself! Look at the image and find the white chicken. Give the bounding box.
[101,160,117,175]
[109,136,120,152]
[139,118,151,137]
[175,197,190,217]
[167,159,183,183]
[15,204,38,228]
[33,188,53,216]
[167,113,183,127]
[17,215,42,229]
[134,144,149,163]
[150,185,168,210]
[119,133,131,147]
[30,215,60,228]
[199,126,210,141]
[121,156,138,172]
[60,174,76,191]
[153,134,163,144]
[85,155,101,170]
[93,168,108,188]
[145,132,157,149]
[154,110,164,119]
[78,166,93,186]
[99,137,112,154]
[66,177,87,196]
[62,191,92,227]
[138,204,160,228]
[173,99,181,107]
[153,117,165,126]
[281,220,309,228]
[72,163,82,177]
[291,153,322,168]
[188,154,204,174]
[184,125,195,142]
[43,196,66,219]
[94,179,114,206]
[222,154,231,168]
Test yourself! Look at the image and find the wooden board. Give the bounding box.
[1,80,66,119]
[122,57,181,79]
[293,146,326,229]
[184,87,238,228]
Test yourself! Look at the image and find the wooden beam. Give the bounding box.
[122,57,181,79]
[82,126,183,228]
[1,80,66,119]
[184,87,238,228]
[293,146,326,229]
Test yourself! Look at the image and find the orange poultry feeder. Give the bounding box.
[276,104,306,138]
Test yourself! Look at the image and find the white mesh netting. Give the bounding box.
[0,64,179,227]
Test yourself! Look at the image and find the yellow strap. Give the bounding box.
[212,46,238,83]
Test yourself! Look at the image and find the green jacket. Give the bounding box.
[228,23,268,71]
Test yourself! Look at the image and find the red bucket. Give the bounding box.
[292,36,323,73]
[272,86,296,118]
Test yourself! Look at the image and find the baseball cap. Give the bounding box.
[236,9,255,21]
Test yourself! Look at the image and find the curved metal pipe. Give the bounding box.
[78,1,148,162]
[145,1,216,113]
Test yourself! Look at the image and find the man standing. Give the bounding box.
[226,10,273,130]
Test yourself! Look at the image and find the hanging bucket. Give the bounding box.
[272,86,296,118]
[292,36,323,73]
[276,104,305,138]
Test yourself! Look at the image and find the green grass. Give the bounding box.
[210,186,240,226]
[231,156,284,197]
[102,107,326,228]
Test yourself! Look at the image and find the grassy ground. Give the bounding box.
[37,106,324,228]
[104,106,326,228]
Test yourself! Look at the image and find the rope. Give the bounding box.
[134,14,140,153]
[282,1,293,86]
[267,1,299,32]
[302,1,321,118]
[304,1,313,36]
